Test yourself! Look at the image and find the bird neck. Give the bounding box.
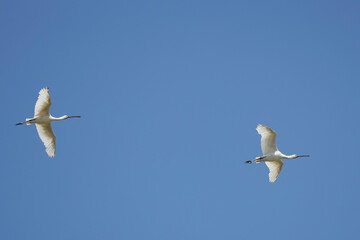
[50,115,68,121]
[282,154,298,159]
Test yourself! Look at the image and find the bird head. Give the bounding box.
[64,115,81,119]
[294,154,310,158]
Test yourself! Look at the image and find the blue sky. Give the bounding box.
[1,1,360,239]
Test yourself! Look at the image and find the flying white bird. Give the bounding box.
[246,124,309,183]
[16,87,80,157]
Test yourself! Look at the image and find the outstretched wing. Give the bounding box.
[256,124,278,155]
[265,161,283,183]
[34,87,52,117]
[35,123,56,157]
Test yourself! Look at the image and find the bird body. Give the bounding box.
[16,88,80,157]
[246,124,309,183]
[256,151,300,162]
[24,115,71,125]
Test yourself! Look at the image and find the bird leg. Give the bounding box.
[245,156,266,164]
[15,118,36,126]
[245,160,256,164]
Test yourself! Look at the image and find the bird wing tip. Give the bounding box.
[256,124,266,133]
[256,124,277,135]
[40,87,49,92]
[46,151,55,158]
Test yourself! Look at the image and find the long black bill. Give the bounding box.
[298,155,310,157]
[69,116,81,118]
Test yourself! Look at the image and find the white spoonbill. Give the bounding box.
[246,124,309,183]
[16,87,80,157]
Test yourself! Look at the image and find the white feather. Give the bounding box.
[34,87,52,118]
[265,161,283,183]
[35,123,56,157]
[256,124,278,155]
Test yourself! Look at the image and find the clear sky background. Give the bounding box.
[1,1,360,239]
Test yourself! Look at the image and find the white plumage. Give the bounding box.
[34,87,52,118]
[16,87,80,157]
[265,161,283,183]
[256,124,278,155]
[35,123,56,157]
[246,124,309,183]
